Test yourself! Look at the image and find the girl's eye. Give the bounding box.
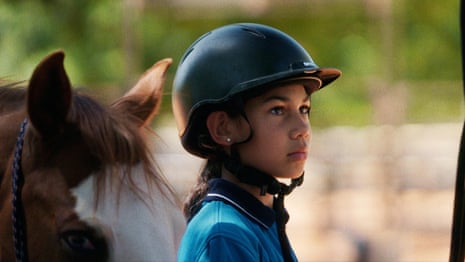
[270,106,284,115]
[300,105,311,115]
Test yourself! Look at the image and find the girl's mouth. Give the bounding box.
[287,151,307,161]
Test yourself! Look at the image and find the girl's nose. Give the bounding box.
[290,115,311,140]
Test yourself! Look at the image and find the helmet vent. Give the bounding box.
[180,48,194,64]
[181,32,212,64]
[241,26,266,39]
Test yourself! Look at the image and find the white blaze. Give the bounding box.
[71,164,185,261]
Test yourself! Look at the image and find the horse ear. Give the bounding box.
[111,58,172,128]
[27,50,72,137]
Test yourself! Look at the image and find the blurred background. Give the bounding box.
[0,0,462,261]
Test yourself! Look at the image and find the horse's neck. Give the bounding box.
[0,106,26,186]
[0,86,26,161]
[0,86,26,115]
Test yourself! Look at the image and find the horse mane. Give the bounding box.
[0,82,27,113]
[72,92,175,206]
[0,83,175,207]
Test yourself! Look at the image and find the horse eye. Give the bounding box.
[59,229,109,260]
[60,231,97,253]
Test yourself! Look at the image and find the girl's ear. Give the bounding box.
[206,111,235,145]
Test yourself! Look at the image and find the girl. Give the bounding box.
[172,23,341,262]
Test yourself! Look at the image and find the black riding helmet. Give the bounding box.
[172,23,341,158]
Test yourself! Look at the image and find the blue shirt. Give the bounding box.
[178,179,297,262]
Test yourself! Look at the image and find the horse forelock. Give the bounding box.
[0,83,172,207]
[68,92,173,207]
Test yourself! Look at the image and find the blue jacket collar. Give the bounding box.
[205,178,275,228]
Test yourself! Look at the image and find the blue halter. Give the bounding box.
[11,118,28,262]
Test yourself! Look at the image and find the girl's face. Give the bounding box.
[235,83,311,179]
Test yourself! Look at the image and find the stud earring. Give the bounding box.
[226,137,231,143]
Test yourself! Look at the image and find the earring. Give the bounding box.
[226,137,231,143]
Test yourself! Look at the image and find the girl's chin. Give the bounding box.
[274,171,305,181]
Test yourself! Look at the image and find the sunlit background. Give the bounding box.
[0,0,462,261]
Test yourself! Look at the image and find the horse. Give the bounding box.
[0,50,185,261]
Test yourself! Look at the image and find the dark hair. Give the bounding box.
[182,97,246,220]
[183,159,222,220]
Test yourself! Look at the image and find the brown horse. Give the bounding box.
[0,51,185,261]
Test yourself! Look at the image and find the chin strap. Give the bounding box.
[223,157,304,196]
[223,157,303,262]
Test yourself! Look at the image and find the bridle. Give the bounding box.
[11,118,28,262]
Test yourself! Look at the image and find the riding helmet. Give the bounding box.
[172,23,341,158]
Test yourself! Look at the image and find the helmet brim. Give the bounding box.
[315,67,342,89]
[255,67,342,96]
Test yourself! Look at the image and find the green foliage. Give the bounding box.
[0,0,462,127]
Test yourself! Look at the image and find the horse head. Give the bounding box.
[0,51,185,261]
